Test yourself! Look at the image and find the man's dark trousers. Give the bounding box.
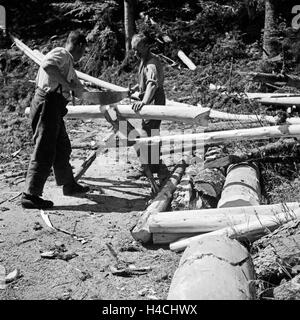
[25,88,74,196]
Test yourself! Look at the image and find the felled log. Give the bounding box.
[206,107,278,124]
[273,275,300,300]
[252,220,300,283]
[152,232,200,245]
[193,168,226,208]
[206,107,300,125]
[177,50,197,71]
[138,124,300,147]
[217,162,261,208]
[205,138,300,169]
[239,71,288,84]
[65,104,210,125]
[149,202,300,235]
[170,174,195,211]
[259,96,300,107]
[131,160,187,243]
[170,208,300,252]
[24,103,210,125]
[239,71,300,90]
[205,121,263,132]
[167,236,256,300]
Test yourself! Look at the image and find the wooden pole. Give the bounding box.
[131,160,187,243]
[63,104,210,124]
[203,106,300,125]
[217,162,261,208]
[206,107,278,124]
[259,96,300,107]
[167,236,256,300]
[149,202,300,234]
[136,124,300,146]
[177,50,197,71]
[170,208,300,252]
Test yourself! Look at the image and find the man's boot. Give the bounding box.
[21,193,54,209]
[63,181,90,196]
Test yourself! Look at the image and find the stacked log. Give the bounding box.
[167,236,256,300]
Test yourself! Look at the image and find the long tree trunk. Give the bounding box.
[124,0,135,53]
[263,0,277,59]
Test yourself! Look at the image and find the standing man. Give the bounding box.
[22,30,90,209]
[130,33,169,186]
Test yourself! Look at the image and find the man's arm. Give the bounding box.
[132,82,156,112]
[132,62,159,112]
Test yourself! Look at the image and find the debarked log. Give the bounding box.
[24,104,210,125]
[148,202,300,235]
[167,236,256,300]
[217,162,261,208]
[170,208,300,252]
[136,124,300,146]
[65,104,210,125]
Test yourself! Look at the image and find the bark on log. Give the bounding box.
[252,220,300,283]
[217,162,261,208]
[170,208,300,252]
[167,236,256,300]
[205,121,263,132]
[204,138,300,169]
[273,275,300,300]
[193,168,225,208]
[149,203,300,234]
[131,160,187,243]
[170,174,195,211]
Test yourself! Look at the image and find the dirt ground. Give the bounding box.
[0,117,196,300]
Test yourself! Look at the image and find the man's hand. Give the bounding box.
[132,101,145,112]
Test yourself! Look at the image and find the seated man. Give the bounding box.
[22,30,90,209]
[129,33,169,186]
